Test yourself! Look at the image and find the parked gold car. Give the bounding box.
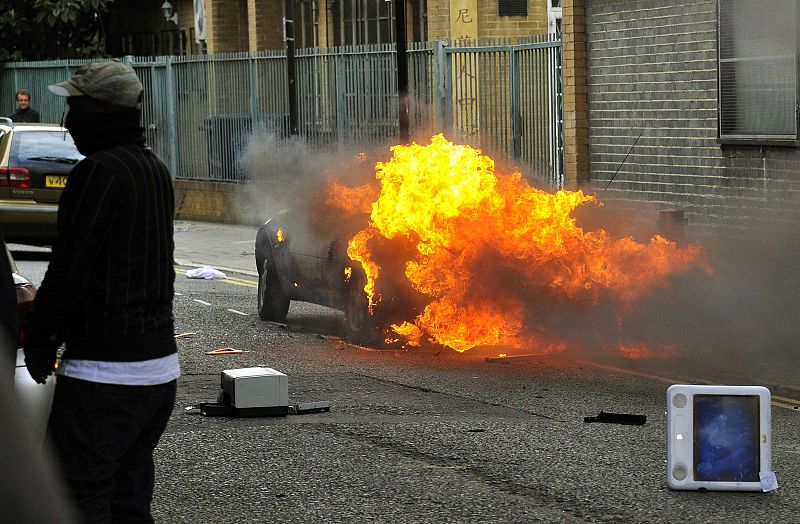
[0,118,83,246]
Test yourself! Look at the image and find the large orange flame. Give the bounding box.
[332,135,710,353]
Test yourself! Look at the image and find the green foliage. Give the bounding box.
[0,0,114,61]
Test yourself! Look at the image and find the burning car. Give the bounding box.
[254,210,397,347]
[255,135,710,354]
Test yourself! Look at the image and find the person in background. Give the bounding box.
[22,60,179,523]
[9,89,41,122]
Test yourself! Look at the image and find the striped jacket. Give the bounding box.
[29,143,177,362]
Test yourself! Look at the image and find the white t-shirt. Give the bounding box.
[56,352,180,386]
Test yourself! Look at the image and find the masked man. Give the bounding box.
[23,60,179,523]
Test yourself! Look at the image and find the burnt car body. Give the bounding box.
[255,211,397,346]
[0,119,83,246]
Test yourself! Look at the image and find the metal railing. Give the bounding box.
[1,37,563,187]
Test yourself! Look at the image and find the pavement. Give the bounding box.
[173,220,259,277]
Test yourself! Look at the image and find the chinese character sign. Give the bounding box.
[450,1,480,138]
[450,0,479,43]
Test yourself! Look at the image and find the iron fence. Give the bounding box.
[1,37,562,187]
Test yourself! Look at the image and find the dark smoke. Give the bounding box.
[240,132,798,386]
[567,201,800,385]
[238,132,385,250]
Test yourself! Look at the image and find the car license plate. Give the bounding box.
[46,175,68,188]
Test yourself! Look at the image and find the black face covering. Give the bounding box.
[65,108,146,155]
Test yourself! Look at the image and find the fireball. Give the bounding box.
[329,135,710,354]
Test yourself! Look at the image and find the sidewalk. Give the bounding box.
[173,220,259,277]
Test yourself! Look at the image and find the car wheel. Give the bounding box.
[344,281,382,347]
[257,259,290,321]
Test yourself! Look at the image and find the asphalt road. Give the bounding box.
[14,249,800,523]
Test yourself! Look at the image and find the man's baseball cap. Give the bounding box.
[48,60,143,109]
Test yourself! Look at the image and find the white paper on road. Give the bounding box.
[186,266,227,279]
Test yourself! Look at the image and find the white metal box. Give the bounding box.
[221,367,288,416]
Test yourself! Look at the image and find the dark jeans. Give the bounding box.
[47,376,177,524]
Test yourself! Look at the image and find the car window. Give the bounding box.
[10,131,84,163]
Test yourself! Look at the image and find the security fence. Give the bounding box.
[1,36,562,187]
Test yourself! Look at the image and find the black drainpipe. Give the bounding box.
[395,0,409,143]
[285,0,299,136]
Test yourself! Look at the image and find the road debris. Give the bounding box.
[206,347,247,355]
[288,401,331,415]
[583,411,646,425]
[186,266,227,279]
[198,402,237,416]
[174,332,195,339]
[485,353,549,363]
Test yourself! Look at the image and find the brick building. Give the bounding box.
[106,0,204,56]
[108,2,558,54]
[207,1,554,51]
[567,0,800,229]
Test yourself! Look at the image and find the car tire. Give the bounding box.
[344,280,382,347]
[257,258,290,322]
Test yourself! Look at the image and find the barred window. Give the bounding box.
[330,1,425,46]
[718,0,798,142]
[296,0,319,48]
[333,0,394,45]
[499,0,528,17]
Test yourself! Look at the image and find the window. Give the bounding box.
[330,0,428,46]
[296,0,320,48]
[411,0,428,42]
[499,0,528,17]
[11,132,83,164]
[330,1,425,46]
[333,0,394,45]
[718,0,798,142]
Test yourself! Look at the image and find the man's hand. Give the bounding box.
[23,341,59,385]
[21,314,61,384]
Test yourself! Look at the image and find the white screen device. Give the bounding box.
[666,385,772,491]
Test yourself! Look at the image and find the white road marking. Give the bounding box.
[194,299,212,306]
[227,309,249,316]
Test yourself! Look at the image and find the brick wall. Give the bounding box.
[427,1,450,39]
[248,0,284,51]
[428,0,548,40]
[174,179,240,223]
[206,0,249,53]
[585,0,800,230]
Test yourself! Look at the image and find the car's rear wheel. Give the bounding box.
[344,281,382,347]
[258,259,290,321]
